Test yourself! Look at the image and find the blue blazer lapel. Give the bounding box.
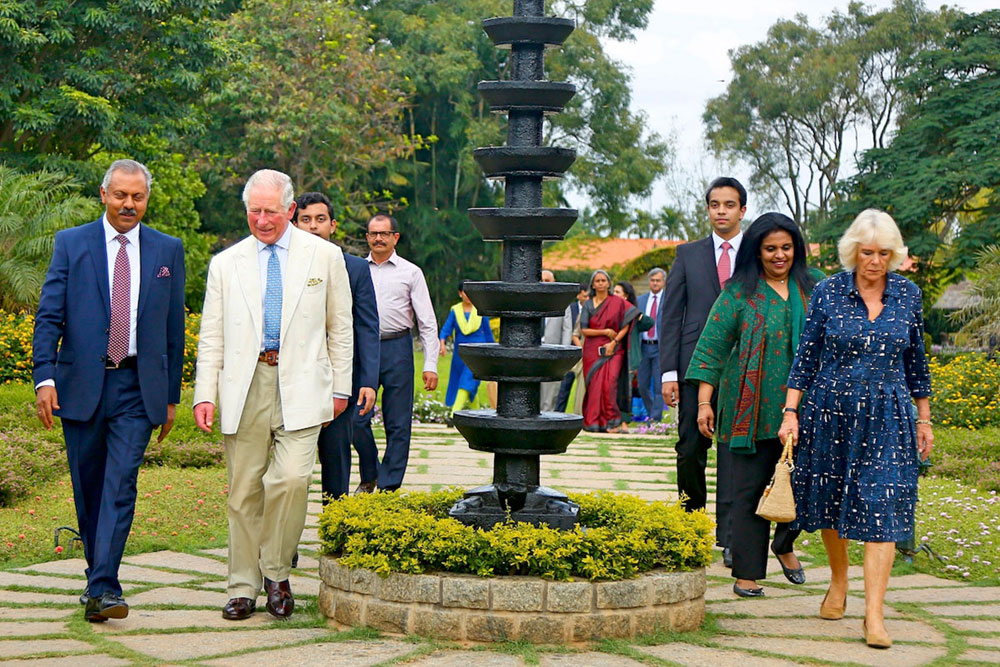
[137,225,160,320]
[85,219,111,319]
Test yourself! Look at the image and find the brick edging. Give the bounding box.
[318,555,705,642]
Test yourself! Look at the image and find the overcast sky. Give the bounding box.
[580,0,995,221]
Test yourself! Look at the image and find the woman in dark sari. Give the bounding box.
[580,270,644,432]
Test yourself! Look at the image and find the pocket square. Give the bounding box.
[306,278,323,286]
[156,266,171,278]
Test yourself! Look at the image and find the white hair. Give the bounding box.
[242,169,295,210]
[648,267,666,280]
[102,159,152,192]
[838,208,908,272]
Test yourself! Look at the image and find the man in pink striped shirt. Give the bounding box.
[353,213,439,490]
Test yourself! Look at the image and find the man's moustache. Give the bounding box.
[118,208,138,217]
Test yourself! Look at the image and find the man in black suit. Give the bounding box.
[660,177,746,561]
[292,192,380,499]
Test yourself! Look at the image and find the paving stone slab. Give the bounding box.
[197,574,320,596]
[941,619,1000,633]
[786,564,866,583]
[923,603,1000,617]
[705,584,810,601]
[0,590,80,605]
[886,586,1000,604]
[0,607,72,620]
[712,636,947,666]
[2,656,129,667]
[0,638,93,658]
[201,638,414,665]
[884,573,968,589]
[0,621,68,637]
[717,617,946,643]
[969,637,1000,650]
[539,653,647,666]
[300,528,320,543]
[16,559,197,585]
[126,586,227,607]
[638,642,803,666]
[110,628,328,661]
[124,551,228,576]
[957,649,1000,664]
[709,593,902,618]
[400,650,524,666]
[90,608,282,632]
[0,572,88,591]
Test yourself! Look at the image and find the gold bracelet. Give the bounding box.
[697,401,711,407]
[915,419,932,425]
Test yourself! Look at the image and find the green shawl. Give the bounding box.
[728,276,809,454]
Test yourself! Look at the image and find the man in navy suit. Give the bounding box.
[660,177,745,563]
[292,192,380,498]
[636,267,666,422]
[33,159,186,622]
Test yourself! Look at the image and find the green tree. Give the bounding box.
[952,245,1000,349]
[831,10,1000,297]
[196,0,414,238]
[0,165,99,310]
[0,0,229,170]
[704,1,951,231]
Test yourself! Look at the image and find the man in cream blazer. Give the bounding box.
[193,169,353,621]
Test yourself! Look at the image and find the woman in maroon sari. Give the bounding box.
[580,270,640,432]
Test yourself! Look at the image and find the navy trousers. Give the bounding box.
[61,367,153,597]
[317,399,379,502]
[353,336,414,491]
[637,341,664,421]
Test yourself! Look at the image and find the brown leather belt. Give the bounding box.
[258,350,279,366]
[380,329,411,341]
[105,356,138,370]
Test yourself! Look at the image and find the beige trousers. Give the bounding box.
[224,362,320,599]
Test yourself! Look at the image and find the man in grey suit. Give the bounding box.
[539,270,573,412]
[660,177,746,565]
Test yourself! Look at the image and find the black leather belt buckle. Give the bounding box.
[258,350,279,366]
[105,356,137,370]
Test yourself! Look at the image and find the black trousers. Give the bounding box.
[675,381,714,512]
[727,438,800,581]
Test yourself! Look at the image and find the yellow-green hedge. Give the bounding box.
[929,353,1000,429]
[0,310,201,387]
[318,489,714,581]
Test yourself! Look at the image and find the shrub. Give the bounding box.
[930,426,1000,493]
[928,353,1000,429]
[319,489,714,581]
[0,310,202,386]
[618,245,677,282]
[0,428,65,507]
[143,437,225,468]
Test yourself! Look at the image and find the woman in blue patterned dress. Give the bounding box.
[779,209,933,649]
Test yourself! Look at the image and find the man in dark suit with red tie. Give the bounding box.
[33,159,186,622]
[659,177,745,565]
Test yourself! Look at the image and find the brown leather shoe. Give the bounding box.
[222,597,256,620]
[264,577,294,618]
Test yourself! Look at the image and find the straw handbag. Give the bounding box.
[756,433,797,523]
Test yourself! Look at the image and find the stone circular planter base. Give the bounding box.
[318,555,705,643]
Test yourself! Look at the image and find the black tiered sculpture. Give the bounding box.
[448,0,582,530]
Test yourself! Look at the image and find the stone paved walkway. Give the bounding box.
[2,424,999,665]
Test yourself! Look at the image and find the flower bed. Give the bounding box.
[318,489,714,581]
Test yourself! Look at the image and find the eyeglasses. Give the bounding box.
[366,230,398,239]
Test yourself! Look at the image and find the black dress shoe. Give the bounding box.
[291,551,299,569]
[773,547,806,584]
[354,480,376,495]
[263,577,294,618]
[84,592,129,622]
[733,582,765,598]
[222,597,256,620]
[79,585,90,606]
[723,546,733,568]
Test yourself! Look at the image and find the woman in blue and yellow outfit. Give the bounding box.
[439,282,494,416]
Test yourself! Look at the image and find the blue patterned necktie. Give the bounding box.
[263,244,281,350]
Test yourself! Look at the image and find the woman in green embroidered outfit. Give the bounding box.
[685,213,822,598]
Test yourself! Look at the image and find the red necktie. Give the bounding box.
[649,294,657,339]
[717,241,732,288]
[107,235,130,364]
